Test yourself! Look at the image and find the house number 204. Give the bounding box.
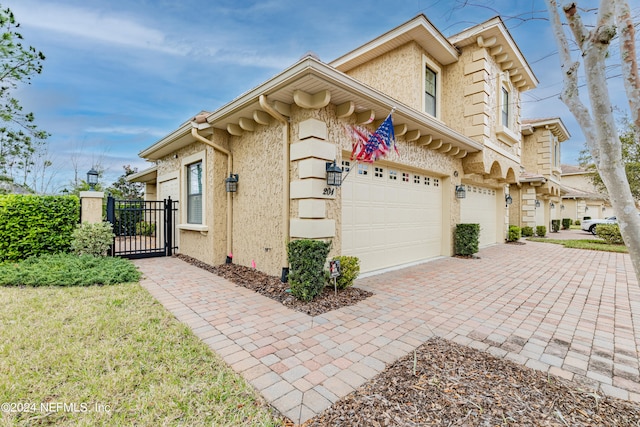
[323,187,335,196]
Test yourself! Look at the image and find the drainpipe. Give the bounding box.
[191,116,233,258]
[259,94,290,280]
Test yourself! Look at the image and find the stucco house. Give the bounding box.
[507,117,570,230]
[560,164,613,220]
[131,14,555,277]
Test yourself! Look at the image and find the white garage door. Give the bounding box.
[460,185,497,248]
[342,161,443,274]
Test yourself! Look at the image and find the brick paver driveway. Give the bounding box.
[136,240,640,424]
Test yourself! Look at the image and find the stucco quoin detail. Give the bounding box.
[290,219,335,239]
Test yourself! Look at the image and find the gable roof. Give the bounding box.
[448,16,538,91]
[330,14,459,72]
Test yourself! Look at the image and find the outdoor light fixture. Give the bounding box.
[561,204,565,210]
[535,199,541,208]
[602,206,606,212]
[326,160,343,187]
[61,188,69,196]
[585,206,589,211]
[455,185,466,199]
[550,202,555,209]
[505,194,513,205]
[225,173,239,193]
[87,168,99,191]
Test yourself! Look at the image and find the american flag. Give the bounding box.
[345,112,397,163]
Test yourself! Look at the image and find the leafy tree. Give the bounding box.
[0,7,49,189]
[579,117,640,201]
[106,165,144,200]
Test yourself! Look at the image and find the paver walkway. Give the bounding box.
[136,240,640,424]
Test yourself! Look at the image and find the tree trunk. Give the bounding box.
[546,0,640,283]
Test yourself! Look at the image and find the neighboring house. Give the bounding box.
[508,117,570,229]
[560,164,612,220]
[132,14,549,277]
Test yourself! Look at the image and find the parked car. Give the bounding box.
[581,217,617,235]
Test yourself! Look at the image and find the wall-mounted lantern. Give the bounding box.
[505,194,513,205]
[585,206,589,212]
[87,168,99,191]
[550,202,555,209]
[326,160,343,187]
[61,188,69,196]
[602,206,606,212]
[455,185,466,199]
[225,173,239,193]
[560,204,565,210]
[535,199,541,208]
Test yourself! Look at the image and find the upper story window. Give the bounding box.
[187,162,203,224]
[422,55,441,118]
[501,87,510,128]
[425,66,437,116]
[553,136,560,169]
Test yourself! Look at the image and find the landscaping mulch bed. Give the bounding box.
[304,338,640,426]
[176,254,372,316]
[176,254,640,426]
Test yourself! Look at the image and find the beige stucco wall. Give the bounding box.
[231,121,286,276]
[343,42,427,112]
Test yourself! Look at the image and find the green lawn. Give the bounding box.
[526,237,628,253]
[0,282,283,426]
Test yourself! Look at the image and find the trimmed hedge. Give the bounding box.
[455,223,479,256]
[507,225,521,242]
[551,219,560,233]
[521,226,534,237]
[329,255,360,290]
[536,225,547,237]
[562,218,572,230]
[287,239,331,302]
[596,224,624,245]
[0,195,80,261]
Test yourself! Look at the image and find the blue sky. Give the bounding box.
[7,0,640,192]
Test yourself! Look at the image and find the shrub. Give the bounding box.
[536,226,547,237]
[551,219,561,233]
[454,223,479,256]
[596,224,624,244]
[328,256,360,289]
[71,222,115,257]
[0,253,140,286]
[521,226,534,237]
[562,218,571,230]
[507,225,521,242]
[0,195,80,261]
[287,239,331,302]
[575,219,581,226]
[135,221,156,236]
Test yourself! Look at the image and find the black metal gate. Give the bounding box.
[106,196,178,259]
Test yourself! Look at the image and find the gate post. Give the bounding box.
[106,195,115,224]
[80,191,105,224]
[165,197,173,256]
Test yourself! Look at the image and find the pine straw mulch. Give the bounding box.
[303,337,640,426]
[175,254,372,316]
[176,254,640,426]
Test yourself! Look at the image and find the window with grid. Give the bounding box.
[501,87,510,128]
[425,66,437,116]
[187,162,202,224]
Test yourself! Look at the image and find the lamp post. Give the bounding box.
[87,168,99,191]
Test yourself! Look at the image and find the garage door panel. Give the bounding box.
[460,185,497,248]
[343,161,443,273]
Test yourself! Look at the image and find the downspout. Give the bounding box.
[259,94,290,279]
[191,116,233,258]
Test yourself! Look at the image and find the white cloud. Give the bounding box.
[12,2,184,55]
[85,126,167,138]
